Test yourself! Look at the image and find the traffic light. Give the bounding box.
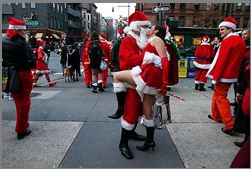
[112,6,114,12]
[31,13,38,21]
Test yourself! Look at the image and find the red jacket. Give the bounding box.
[207,33,246,84]
[119,35,143,71]
[100,40,111,63]
[194,43,214,69]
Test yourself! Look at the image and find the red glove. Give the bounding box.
[160,57,169,96]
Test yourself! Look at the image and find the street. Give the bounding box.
[2,52,243,168]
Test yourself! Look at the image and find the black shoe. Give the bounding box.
[108,113,122,119]
[136,140,155,151]
[17,130,31,140]
[234,141,244,148]
[130,131,147,141]
[230,102,236,106]
[221,127,234,135]
[119,144,134,159]
[87,84,92,88]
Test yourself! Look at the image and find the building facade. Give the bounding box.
[136,3,250,28]
[2,3,102,42]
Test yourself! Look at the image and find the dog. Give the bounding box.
[64,65,78,82]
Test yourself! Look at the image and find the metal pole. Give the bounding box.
[128,3,129,18]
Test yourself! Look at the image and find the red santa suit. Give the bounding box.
[99,33,111,87]
[206,17,246,132]
[193,36,214,84]
[118,32,144,130]
[34,45,51,75]
[81,40,92,87]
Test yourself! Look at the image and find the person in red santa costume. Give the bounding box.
[193,35,214,91]
[81,34,92,88]
[2,17,36,139]
[206,16,246,134]
[99,33,111,88]
[33,39,57,87]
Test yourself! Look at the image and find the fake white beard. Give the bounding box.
[137,27,150,49]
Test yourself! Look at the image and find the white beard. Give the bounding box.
[137,27,150,49]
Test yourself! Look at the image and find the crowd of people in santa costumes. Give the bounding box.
[193,35,214,91]
[2,17,36,139]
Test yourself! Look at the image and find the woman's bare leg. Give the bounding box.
[143,94,155,120]
[113,70,136,87]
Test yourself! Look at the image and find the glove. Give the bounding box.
[160,57,169,96]
[143,52,161,66]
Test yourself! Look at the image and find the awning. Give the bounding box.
[52,34,60,40]
[35,33,43,38]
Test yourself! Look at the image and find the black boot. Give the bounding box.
[98,82,104,92]
[108,92,126,119]
[195,84,199,90]
[119,128,134,159]
[199,83,206,91]
[130,122,147,141]
[136,127,155,151]
[92,83,98,93]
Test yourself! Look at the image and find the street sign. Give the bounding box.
[152,6,170,13]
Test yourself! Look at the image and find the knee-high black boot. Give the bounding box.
[119,128,134,159]
[130,122,147,141]
[108,92,126,119]
[136,127,155,151]
[98,82,104,92]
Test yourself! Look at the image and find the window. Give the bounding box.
[53,3,55,8]
[180,3,186,10]
[61,5,63,14]
[57,4,60,13]
[193,16,197,25]
[170,3,175,10]
[194,4,200,10]
[236,3,242,12]
[243,18,250,28]
[21,3,26,8]
[179,16,185,27]
[31,3,35,8]
[235,17,240,27]
[245,3,250,12]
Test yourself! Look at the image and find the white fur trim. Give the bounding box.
[200,42,210,45]
[143,51,154,64]
[9,24,26,30]
[121,117,135,130]
[123,26,130,34]
[194,80,200,84]
[141,118,155,127]
[92,83,98,86]
[219,21,236,30]
[220,78,238,83]
[127,31,140,41]
[97,80,103,83]
[131,66,142,76]
[35,70,51,74]
[211,80,217,84]
[113,82,127,93]
[128,20,151,32]
[193,61,211,69]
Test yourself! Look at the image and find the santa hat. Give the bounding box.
[219,16,236,30]
[99,33,108,41]
[37,39,45,46]
[201,36,210,43]
[123,10,151,33]
[8,17,26,30]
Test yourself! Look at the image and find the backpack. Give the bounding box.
[88,40,103,60]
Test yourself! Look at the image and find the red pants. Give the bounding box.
[123,88,143,127]
[211,82,234,129]
[12,71,33,133]
[194,69,208,83]
[83,63,92,86]
[102,68,108,87]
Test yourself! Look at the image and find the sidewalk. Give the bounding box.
[2,76,243,168]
